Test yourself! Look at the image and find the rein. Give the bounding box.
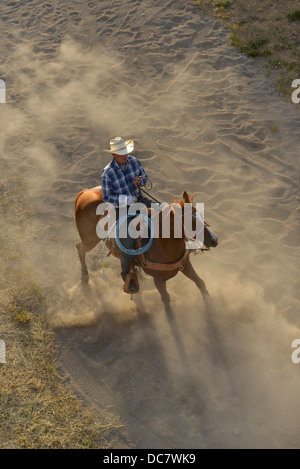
[139,186,162,205]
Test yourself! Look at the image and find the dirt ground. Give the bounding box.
[1,0,300,448]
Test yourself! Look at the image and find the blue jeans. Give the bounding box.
[116,195,152,280]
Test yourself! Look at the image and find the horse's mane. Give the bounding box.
[171,199,185,207]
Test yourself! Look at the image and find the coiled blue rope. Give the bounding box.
[101,213,154,279]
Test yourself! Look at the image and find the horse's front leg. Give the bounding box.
[76,242,89,285]
[181,259,209,299]
[153,275,172,315]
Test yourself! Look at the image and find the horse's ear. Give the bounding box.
[182,191,190,203]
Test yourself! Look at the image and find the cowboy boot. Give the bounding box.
[123,263,139,294]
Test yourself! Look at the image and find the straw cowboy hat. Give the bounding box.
[103,137,134,155]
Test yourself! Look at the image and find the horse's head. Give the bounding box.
[181,191,218,249]
[203,221,219,248]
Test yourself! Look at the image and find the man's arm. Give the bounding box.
[137,159,148,186]
[101,173,120,206]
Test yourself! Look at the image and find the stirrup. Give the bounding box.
[123,264,139,294]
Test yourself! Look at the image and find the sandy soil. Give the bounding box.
[1,0,300,449]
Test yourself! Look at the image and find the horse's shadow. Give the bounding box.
[55,270,242,447]
[56,277,215,446]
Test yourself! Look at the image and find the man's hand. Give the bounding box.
[133,177,141,187]
[119,195,137,206]
[127,195,137,205]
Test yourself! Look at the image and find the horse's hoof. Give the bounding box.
[81,268,89,285]
[164,304,173,317]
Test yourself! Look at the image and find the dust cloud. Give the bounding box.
[0,0,300,449]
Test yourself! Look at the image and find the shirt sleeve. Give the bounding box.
[101,173,120,206]
[137,159,148,187]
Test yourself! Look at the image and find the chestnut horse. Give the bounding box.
[75,186,218,312]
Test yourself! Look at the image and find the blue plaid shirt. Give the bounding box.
[101,156,148,206]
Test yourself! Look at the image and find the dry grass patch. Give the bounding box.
[0,176,124,448]
[196,0,300,104]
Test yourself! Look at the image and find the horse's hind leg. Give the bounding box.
[181,259,209,299]
[76,242,89,285]
[153,276,172,314]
